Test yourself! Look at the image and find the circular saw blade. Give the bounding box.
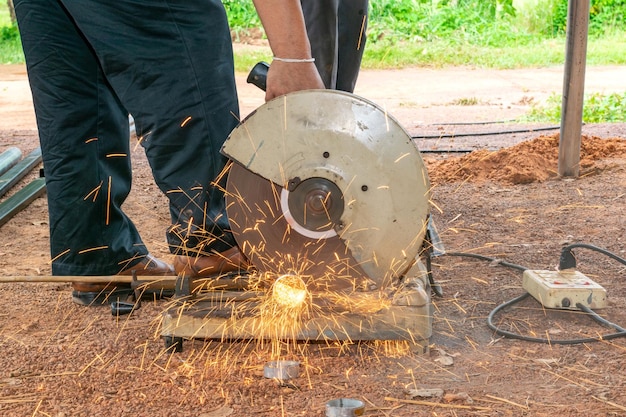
[226,162,370,291]
[223,90,430,291]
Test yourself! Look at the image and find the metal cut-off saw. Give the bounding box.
[161,77,438,352]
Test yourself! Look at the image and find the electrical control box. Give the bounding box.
[522,269,607,310]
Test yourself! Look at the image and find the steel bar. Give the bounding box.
[0,147,22,177]
[0,147,42,198]
[0,274,177,293]
[0,275,258,294]
[0,177,46,227]
[0,275,175,284]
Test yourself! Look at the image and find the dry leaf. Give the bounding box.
[434,355,454,366]
[406,388,444,398]
[444,392,474,404]
[534,358,560,366]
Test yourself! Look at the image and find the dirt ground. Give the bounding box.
[1,60,626,416]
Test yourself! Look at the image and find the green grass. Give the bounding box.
[2,0,626,72]
[232,46,272,73]
[525,92,626,123]
[2,0,626,122]
[360,34,626,69]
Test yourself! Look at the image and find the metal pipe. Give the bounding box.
[0,176,46,227]
[0,275,252,293]
[0,147,42,198]
[0,275,178,293]
[0,147,22,177]
[0,275,174,284]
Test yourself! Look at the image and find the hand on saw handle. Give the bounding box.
[252,0,325,100]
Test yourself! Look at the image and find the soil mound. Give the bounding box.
[426,134,626,184]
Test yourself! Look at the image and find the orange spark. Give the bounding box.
[106,176,112,225]
[357,15,367,51]
[78,246,109,254]
[181,116,192,127]
[84,181,103,202]
[134,130,153,151]
[49,248,70,264]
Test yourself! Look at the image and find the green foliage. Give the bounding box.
[367,0,522,46]
[584,92,626,121]
[1,24,17,41]
[550,0,626,36]
[550,0,569,36]
[367,0,429,42]
[0,23,22,64]
[590,0,626,34]
[524,92,626,123]
[2,0,626,69]
[366,0,626,47]
[222,0,260,29]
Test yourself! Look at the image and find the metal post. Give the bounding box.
[559,0,590,177]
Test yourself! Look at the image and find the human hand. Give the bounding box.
[264,60,325,101]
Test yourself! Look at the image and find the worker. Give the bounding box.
[301,0,369,92]
[14,0,324,305]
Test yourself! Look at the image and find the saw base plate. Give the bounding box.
[161,262,433,354]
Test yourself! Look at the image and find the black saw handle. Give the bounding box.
[246,61,269,92]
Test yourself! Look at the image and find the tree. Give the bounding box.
[7,0,16,25]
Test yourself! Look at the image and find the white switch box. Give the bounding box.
[522,269,607,310]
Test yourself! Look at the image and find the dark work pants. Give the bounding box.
[14,0,239,275]
[301,0,369,92]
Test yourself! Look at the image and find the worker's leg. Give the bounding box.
[336,0,368,92]
[14,0,147,275]
[301,0,340,89]
[301,0,368,92]
[60,0,241,256]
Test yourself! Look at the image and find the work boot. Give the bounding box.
[173,246,250,277]
[71,254,175,306]
[173,246,254,291]
[118,254,174,276]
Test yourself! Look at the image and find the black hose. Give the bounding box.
[487,295,626,345]
[443,248,626,345]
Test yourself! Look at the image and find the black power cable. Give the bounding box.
[412,125,560,140]
[559,243,626,270]
[443,245,626,345]
[445,252,528,273]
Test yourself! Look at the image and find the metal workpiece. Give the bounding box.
[160,261,433,351]
[263,360,300,381]
[326,398,365,416]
